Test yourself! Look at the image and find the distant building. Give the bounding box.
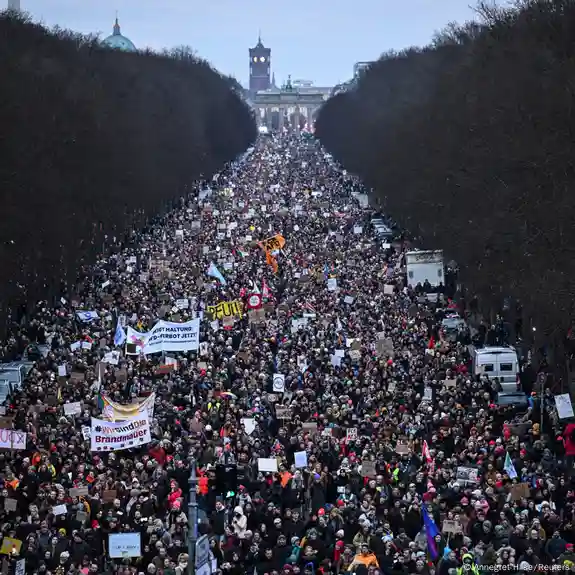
[249,34,271,94]
[101,18,136,52]
[354,61,373,78]
[7,0,20,10]
[247,38,331,99]
[331,61,374,96]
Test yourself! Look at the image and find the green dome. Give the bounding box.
[102,19,136,52]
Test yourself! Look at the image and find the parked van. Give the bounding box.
[441,314,468,342]
[0,362,32,387]
[371,218,393,239]
[472,346,520,391]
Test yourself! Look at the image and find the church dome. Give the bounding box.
[102,18,136,52]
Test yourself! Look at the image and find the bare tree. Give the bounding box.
[0,13,256,334]
[315,0,575,353]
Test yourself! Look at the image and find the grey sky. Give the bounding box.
[15,0,510,87]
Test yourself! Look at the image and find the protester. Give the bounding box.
[0,135,572,575]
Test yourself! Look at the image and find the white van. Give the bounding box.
[472,346,520,391]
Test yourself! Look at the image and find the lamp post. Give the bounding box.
[188,457,198,575]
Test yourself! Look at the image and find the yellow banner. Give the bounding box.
[101,393,155,422]
[207,300,244,321]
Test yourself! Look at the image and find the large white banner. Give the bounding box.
[90,414,151,452]
[142,319,200,355]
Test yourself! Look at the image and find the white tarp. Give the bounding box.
[90,413,151,452]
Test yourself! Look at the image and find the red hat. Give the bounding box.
[91,520,99,529]
[317,508,325,516]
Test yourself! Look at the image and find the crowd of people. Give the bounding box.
[0,135,574,575]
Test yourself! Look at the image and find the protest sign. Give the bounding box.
[258,458,278,473]
[0,429,26,450]
[108,533,141,558]
[361,461,376,478]
[456,466,479,484]
[90,413,151,452]
[69,486,89,498]
[0,537,21,555]
[272,374,285,392]
[64,402,82,416]
[442,520,462,534]
[511,482,531,500]
[207,300,243,320]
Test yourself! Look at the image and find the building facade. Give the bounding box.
[252,77,327,133]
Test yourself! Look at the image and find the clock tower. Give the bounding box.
[249,34,271,94]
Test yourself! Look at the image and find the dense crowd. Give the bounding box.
[0,136,574,575]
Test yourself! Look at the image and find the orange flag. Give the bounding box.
[260,234,286,252]
[266,250,278,273]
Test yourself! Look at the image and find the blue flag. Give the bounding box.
[422,505,439,560]
[207,262,226,285]
[76,311,99,322]
[114,321,126,347]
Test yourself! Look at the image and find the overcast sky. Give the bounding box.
[13,0,510,87]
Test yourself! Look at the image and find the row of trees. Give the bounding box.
[316,0,575,355]
[0,13,256,332]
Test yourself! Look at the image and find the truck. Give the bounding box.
[405,249,444,288]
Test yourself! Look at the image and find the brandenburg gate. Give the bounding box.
[252,80,327,133]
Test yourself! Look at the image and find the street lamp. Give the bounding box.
[188,457,198,575]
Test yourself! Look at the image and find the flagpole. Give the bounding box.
[188,457,198,575]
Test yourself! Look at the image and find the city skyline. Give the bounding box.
[7,0,510,86]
